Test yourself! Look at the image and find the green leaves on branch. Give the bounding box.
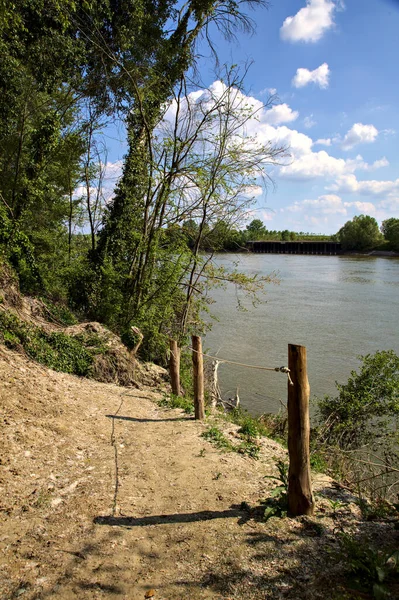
[317,350,399,450]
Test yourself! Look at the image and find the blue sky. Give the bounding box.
[105,0,399,234]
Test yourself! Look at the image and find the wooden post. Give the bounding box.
[169,339,180,396]
[192,335,205,420]
[287,344,314,516]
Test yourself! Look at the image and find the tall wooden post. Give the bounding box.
[169,339,180,396]
[287,344,314,516]
[192,335,205,420]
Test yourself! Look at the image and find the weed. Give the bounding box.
[310,450,328,473]
[225,408,268,438]
[262,460,289,521]
[237,437,261,459]
[201,425,261,459]
[158,393,194,415]
[201,426,233,451]
[337,533,399,599]
[357,497,399,522]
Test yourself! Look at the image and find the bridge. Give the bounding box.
[247,240,342,255]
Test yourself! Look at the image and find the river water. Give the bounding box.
[204,254,399,416]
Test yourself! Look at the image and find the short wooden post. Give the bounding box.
[192,335,205,420]
[169,339,180,396]
[287,344,314,516]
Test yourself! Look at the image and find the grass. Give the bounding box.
[201,426,234,451]
[221,407,288,446]
[201,424,261,459]
[158,393,195,414]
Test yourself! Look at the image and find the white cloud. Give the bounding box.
[263,103,299,125]
[280,150,347,180]
[329,174,399,197]
[162,80,390,192]
[341,123,379,150]
[282,192,395,232]
[303,115,317,129]
[286,194,347,215]
[280,0,337,43]
[292,63,330,89]
[343,201,378,215]
[259,87,277,97]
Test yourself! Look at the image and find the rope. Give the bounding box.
[188,347,294,386]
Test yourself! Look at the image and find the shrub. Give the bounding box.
[317,350,399,450]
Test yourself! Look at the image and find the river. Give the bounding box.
[203,254,399,416]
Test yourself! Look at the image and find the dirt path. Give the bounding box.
[1,347,397,600]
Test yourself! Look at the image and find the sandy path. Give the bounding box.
[1,347,287,600]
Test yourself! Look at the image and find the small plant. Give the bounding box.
[237,437,261,459]
[201,426,234,451]
[357,497,399,522]
[202,424,261,459]
[262,460,289,521]
[158,393,194,414]
[310,450,328,473]
[328,498,345,517]
[41,298,78,326]
[338,533,399,599]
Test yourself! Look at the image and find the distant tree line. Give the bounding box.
[202,215,399,253]
[178,215,399,253]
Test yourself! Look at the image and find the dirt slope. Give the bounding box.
[1,347,397,600]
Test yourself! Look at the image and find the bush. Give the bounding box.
[0,310,93,375]
[317,350,399,450]
[314,350,399,502]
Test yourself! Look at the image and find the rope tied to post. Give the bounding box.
[188,347,294,386]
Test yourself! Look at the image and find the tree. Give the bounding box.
[88,68,286,357]
[338,214,382,251]
[246,219,268,240]
[381,218,399,251]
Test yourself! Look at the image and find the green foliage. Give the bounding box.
[317,350,399,450]
[337,533,399,599]
[381,218,399,251]
[338,214,382,252]
[309,450,328,473]
[228,408,268,438]
[262,460,289,520]
[202,426,234,451]
[356,497,399,522]
[201,424,260,458]
[41,298,78,326]
[158,393,194,415]
[0,310,93,375]
[246,219,268,240]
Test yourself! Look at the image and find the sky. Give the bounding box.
[104,0,399,234]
